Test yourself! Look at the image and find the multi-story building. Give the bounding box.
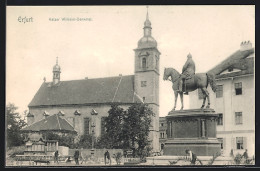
[189,41,254,157]
[159,117,167,152]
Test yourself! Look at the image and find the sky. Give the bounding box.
[6,5,255,117]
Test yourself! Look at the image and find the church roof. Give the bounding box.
[28,75,143,107]
[207,48,254,79]
[21,114,76,133]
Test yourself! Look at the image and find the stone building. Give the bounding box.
[26,11,160,152]
[159,117,167,152]
[188,41,255,157]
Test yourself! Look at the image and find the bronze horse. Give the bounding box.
[163,68,217,110]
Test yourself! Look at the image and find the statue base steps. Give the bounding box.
[144,156,233,165]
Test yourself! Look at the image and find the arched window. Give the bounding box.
[156,58,158,69]
[142,58,146,69]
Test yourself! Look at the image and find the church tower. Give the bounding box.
[53,57,61,84]
[134,8,160,152]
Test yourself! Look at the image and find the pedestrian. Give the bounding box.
[185,149,197,165]
[74,148,80,165]
[54,150,59,164]
[104,150,111,165]
[242,149,249,160]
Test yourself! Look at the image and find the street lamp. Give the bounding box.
[90,109,98,158]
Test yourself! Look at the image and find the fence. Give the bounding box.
[69,149,124,158]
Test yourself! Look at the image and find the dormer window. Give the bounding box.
[228,68,233,72]
[142,58,147,69]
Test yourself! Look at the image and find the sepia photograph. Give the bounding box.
[6,5,255,167]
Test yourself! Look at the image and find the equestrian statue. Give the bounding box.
[163,53,217,111]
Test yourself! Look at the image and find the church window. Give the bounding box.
[216,85,223,98]
[235,112,243,125]
[141,81,147,87]
[235,82,242,95]
[101,117,107,137]
[142,58,147,69]
[84,117,90,135]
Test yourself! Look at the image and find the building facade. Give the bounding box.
[159,117,167,152]
[188,41,255,157]
[26,11,160,152]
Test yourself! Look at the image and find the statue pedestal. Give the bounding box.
[164,108,221,156]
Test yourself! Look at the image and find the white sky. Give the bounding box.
[6,5,255,117]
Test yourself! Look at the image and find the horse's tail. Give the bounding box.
[206,72,217,93]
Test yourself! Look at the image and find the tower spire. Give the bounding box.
[143,6,152,37]
[53,56,61,85]
[146,6,149,20]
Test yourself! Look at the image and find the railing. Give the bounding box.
[15,155,73,162]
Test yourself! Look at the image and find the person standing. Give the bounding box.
[242,149,249,161]
[74,148,80,165]
[54,150,59,164]
[185,149,197,165]
[104,150,111,165]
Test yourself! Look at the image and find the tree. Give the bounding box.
[122,103,154,158]
[77,134,93,149]
[6,103,27,147]
[103,104,125,148]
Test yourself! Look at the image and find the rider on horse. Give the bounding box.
[179,53,196,94]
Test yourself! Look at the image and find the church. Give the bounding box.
[26,11,160,152]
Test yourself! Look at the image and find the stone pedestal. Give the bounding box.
[164,108,221,156]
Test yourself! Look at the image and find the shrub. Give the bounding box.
[7,146,25,158]
[113,152,123,165]
[234,153,243,165]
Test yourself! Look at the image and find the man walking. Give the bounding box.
[74,148,80,165]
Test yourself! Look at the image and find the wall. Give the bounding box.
[189,75,255,157]
[29,104,130,137]
[69,148,124,158]
[29,103,160,152]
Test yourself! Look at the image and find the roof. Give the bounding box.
[207,48,254,79]
[21,114,76,133]
[28,75,143,107]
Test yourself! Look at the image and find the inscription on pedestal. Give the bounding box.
[164,108,221,156]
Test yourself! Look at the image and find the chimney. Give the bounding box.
[58,111,65,119]
[240,40,252,51]
[43,111,49,119]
